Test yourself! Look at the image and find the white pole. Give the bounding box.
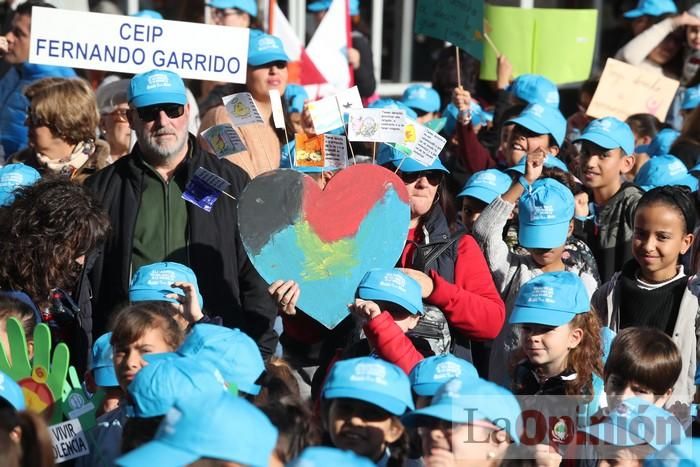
[370,0,383,88]
[127,0,138,15]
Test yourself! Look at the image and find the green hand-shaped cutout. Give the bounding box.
[0,317,70,424]
[61,366,104,431]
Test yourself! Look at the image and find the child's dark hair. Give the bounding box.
[0,398,54,467]
[636,186,697,234]
[0,296,37,340]
[254,356,301,405]
[258,396,321,464]
[121,416,164,454]
[541,167,582,196]
[109,302,185,352]
[625,113,664,141]
[604,327,681,396]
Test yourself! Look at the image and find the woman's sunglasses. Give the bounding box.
[397,170,443,186]
[136,104,185,122]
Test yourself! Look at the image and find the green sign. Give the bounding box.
[415,0,484,61]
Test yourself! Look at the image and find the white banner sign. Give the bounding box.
[50,419,89,463]
[29,7,249,83]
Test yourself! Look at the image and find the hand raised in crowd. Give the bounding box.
[398,268,434,298]
[347,298,382,325]
[0,36,8,56]
[268,280,300,316]
[672,11,700,29]
[452,87,471,112]
[533,444,563,467]
[496,55,513,90]
[423,446,457,467]
[347,47,361,69]
[167,281,205,324]
[503,148,546,204]
[574,191,590,218]
[301,102,316,136]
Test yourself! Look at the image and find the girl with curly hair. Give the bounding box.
[0,178,109,371]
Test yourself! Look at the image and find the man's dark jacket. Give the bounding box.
[84,135,278,357]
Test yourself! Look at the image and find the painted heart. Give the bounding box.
[238,165,410,328]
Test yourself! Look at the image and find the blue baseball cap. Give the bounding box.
[646,128,679,156]
[207,0,258,16]
[469,100,494,127]
[127,355,226,418]
[0,370,25,411]
[0,163,41,207]
[645,436,699,466]
[285,83,308,114]
[682,84,700,111]
[129,262,204,309]
[177,324,264,395]
[91,332,118,387]
[128,70,187,108]
[322,356,414,415]
[634,154,699,192]
[288,447,374,467]
[510,271,590,327]
[248,31,289,67]
[356,269,423,315]
[574,116,636,157]
[624,0,677,18]
[377,144,449,174]
[508,74,560,107]
[131,9,163,19]
[582,397,685,451]
[518,178,574,249]
[0,291,41,325]
[116,392,277,467]
[457,169,512,204]
[506,103,566,147]
[402,84,441,114]
[307,0,359,15]
[506,154,569,174]
[369,98,418,120]
[409,354,479,397]
[402,377,522,443]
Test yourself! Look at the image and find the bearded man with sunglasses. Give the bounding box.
[85,69,278,358]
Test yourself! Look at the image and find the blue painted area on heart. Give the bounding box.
[249,185,409,329]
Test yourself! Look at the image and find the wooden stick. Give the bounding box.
[220,190,237,200]
[455,46,462,89]
[484,32,500,57]
[394,156,407,173]
[372,141,376,164]
[335,99,357,165]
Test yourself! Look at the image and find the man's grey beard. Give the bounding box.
[136,127,188,164]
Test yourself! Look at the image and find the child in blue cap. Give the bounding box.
[503,102,566,167]
[509,271,604,454]
[592,186,698,412]
[457,169,512,233]
[401,84,441,124]
[402,376,523,466]
[408,353,478,409]
[574,116,644,282]
[472,151,599,387]
[84,332,123,418]
[321,356,414,465]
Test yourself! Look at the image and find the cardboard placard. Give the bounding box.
[347,109,406,143]
[410,126,447,167]
[223,92,264,127]
[29,8,249,83]
[414,0,484,61]
[201,124,247,158]
[479,5,598,84]
[323,134,349,169]
[307,86,363,134]
[586,58,680,121]
[50,419,89,463]
[269,89,286,129]
[295,134,325,167]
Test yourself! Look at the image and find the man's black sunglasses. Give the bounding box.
[397,170,443,185]
[137,104,185,122]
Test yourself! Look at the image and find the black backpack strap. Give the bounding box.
[422,228,466,270]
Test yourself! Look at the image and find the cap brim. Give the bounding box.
[402,99,437,114]
[574,132,626,154]
[93,366,119,387]
[411,382,443,397]
[518,221,569,249]
[623,9,645,18]
[324,387,408,416]
[509,305,578,327]
[130,92,187,108]
[248,52,289,67]
[129,290,179,305]
[390,157,449,173]
[456,186,501,204]
[506,116,550,139]
[357,287,421,315]
[582,421,649,448]
[115,440,199,467]
[689,163,700,174]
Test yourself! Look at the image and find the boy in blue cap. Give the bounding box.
[473,151,599,387]
[504,102,567,167]
[574,116,644,282]
[116,391,278,467]
[457,168,512,233]
[402,84,441,124]
[409,353,478,408]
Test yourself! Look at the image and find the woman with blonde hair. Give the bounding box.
[8,77,110,182]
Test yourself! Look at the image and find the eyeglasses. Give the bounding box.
[136,104,184,122]
[397,170,443,186]
[251,61,288,70]
[106,108,128,123]
[210,7,245,20]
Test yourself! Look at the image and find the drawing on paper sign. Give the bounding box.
[405,123,417,143]
[231,98,251,118]
[295,134,324,166]
[351,116,379,138]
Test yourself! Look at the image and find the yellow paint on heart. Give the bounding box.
[296,221,358,281]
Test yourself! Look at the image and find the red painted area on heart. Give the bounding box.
[302,165,409,243]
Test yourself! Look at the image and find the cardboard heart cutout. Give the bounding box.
[239,165,410,328]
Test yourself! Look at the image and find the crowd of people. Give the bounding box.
[0,0,699,466]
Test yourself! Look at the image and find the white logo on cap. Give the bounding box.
[0,172,24,189]
[379,273,407,293]
[433,361,462,381]
[528,203,555,222]
[161,407,182,435]
[442,378,463,397]
[530,104,545,117]
[410,87,428,100]
[592,118,613,133]
[545,91,558,105]
[668,160,686,177]
[527,285,555,305]
[257,37,279,52]
[350,362,388,386]
[146,73,172,91]
[475,172,498,186]
[147,270,177,286]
